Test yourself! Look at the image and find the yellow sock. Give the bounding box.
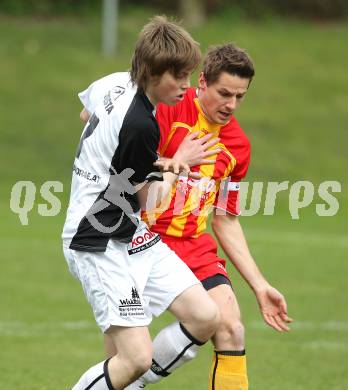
[208,350,248,390]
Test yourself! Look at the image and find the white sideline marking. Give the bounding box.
[62,320,95,330]
[0,320,96,336]
[249,320,348,331]
[1,320,348,336]
[303,341,348,350]
[250,321,348,350]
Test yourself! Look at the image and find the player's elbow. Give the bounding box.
[212,213,238,235]
[80,108,90,123]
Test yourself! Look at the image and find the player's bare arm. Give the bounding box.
[211,212,293,332]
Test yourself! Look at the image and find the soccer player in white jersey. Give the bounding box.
[62,16,221,390]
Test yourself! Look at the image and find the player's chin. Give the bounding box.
[215,110,233,123]
[165,95,183,106]
[214,117,230,125]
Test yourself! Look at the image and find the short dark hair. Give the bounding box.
[130,15,201,89]
[203,43,255,85]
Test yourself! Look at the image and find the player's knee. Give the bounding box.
[215,319,245,349]
[135,358,152,377]
[123,349,153,377]
[194,299,220,337]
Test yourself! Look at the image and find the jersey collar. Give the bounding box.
[137,88,155,115]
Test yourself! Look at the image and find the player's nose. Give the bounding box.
[181,77,190,90]
[226,96,236,112]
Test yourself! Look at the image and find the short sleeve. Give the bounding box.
[78,73,130,114]
[214,139,251,215]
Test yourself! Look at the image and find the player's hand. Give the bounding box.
[154,157,201,179]
[255,285,293,332]
[154,157,190,175]
[174,131,221,167]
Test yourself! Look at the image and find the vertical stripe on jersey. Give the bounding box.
[165,111,221,238]
[165,180,200,237]
[195,157,235,236]
[159,122,193,156]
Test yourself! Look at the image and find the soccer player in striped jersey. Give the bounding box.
[80,44,293,390]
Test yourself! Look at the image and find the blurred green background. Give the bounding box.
[0,1,347,389]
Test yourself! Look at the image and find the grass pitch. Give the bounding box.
[0,8,347,389]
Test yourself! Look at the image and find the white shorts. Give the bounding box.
[63,223,200,332]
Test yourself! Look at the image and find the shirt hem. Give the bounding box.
[69,243,107,252]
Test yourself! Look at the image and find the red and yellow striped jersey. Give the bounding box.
[142,88,250,239]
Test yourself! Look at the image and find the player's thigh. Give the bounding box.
[168,283,218,324]
[104,333,117,358]
[208,283,242,323]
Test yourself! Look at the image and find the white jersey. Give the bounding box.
[62,78,162,252]
[62,72,200,335]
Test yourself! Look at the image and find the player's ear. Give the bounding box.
[198,72,207,90]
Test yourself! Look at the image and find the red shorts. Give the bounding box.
[161,233,229,282]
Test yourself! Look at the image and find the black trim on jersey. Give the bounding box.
[103,358,116,390]
[76,113,100,158]
[70,181,140,252]
[84,374,105,390]
[114,89,161,184]
[179,323,205,346]
[201,274,232,291]
[70,89,162,252]
[146,171,163,182]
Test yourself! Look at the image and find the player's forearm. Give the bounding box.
[138,172,177,211]
[152,172,178,207]
[212,213,270,293]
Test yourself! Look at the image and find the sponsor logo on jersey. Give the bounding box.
[127,227,160,255]
[73,164,100,183]
[110,85,125,101]
[103,85,125,115]
[103,92,114,114]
